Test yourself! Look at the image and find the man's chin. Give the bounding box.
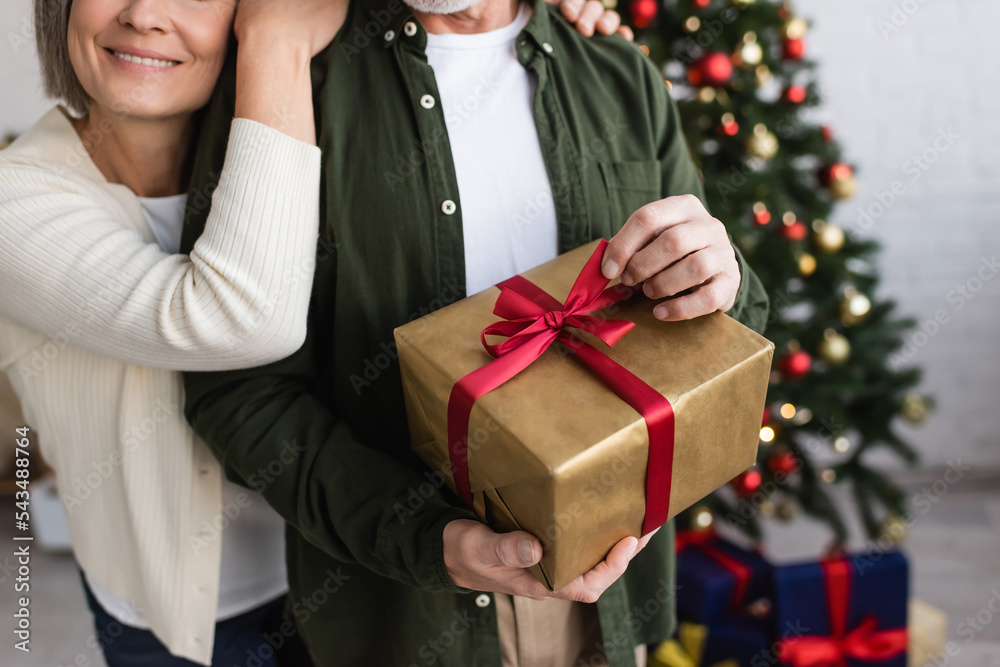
[404,0,484,14]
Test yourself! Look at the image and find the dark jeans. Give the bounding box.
[80,571,314,667]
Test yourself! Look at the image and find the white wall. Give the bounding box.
[1,0,998,468]
[794,0,1000,470]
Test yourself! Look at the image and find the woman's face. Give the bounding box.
[67,0,238,120]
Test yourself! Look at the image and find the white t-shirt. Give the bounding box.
[85,193,289,627]
[425,3,558,296]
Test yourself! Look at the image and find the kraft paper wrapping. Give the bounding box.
[393,240,774,590]
[908,599,947,667]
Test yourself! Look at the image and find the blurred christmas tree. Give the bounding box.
[624,0,931,546]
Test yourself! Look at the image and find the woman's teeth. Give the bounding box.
[111,50,177,68]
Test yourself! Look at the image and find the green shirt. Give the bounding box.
[181,0,769,665]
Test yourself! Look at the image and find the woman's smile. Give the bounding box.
[103,44,182,73]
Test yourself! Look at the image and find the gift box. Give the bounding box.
[393,239,774,589]
[773,551,909,667]
[650,617,771,667]
[907,600,947,667]
[675,530,773,623]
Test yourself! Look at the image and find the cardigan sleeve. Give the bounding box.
[0,118,321,371]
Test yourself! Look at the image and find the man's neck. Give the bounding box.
[411,0,521,35]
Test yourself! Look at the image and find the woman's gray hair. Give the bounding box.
[35,0,91,116]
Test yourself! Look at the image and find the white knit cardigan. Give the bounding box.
[0,107,321,664]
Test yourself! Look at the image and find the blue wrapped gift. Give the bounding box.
[772,550,908,667]
[675,531,773,623]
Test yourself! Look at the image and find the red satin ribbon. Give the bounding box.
[675,530,753,610]
[777,558,908,667]
[446,240,675,535]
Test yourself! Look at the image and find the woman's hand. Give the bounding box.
[233,0,348,145]
[234,0,348,58]
[547,0,634,40]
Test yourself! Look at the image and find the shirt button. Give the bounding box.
[475,594,491,608]
[404,21,418,37]
[441,200,457,215]
[542,42,554,54]
[384,29,395,42]
[420,94,436,109]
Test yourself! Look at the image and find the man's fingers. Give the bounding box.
[602,194,702,280]
[616,25,634,41]
[621,216,720,286]
[652,275,735,321]
[551,535,637,603]
[595,8,621,35]
[639,244,729,300]
[489,531,542,569]
[574,1,607,37]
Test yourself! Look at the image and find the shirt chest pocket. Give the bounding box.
[595,161,662,236]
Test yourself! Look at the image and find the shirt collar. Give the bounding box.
[373,0,555,58]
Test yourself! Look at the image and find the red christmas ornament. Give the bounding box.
[718,120,739,137]
[732,469,763,497]
[782,85,807,104]
[768,450,798,474]
[778,350,812,380]
[818,162,853,186]
[762,407,772,425]
[693,0,711,8]
[782,37,805,60]
[821,125,833,143]
[752,202,771,225]
[630,0,659,29]
[781,220,808,240]
[688,52,733,88]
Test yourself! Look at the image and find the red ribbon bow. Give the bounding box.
[675,530,753,611]
[446,240,675,535]
[777,558,908,667]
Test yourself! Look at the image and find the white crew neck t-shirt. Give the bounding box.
[85,193,289,628]
[425,3,558,296]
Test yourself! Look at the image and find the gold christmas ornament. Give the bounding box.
[775,499,795,521]
[759,500,776,517]
[754,65,772,86]
[603,0,618,7]
[833,436,851,453]
[829,174,857,199]
[782,17,808,40]
[741,42,763,66]
[840,287,872,325]
[820,468,836,484]
[879,514,908,546]
[901,393,930,425]
[738,32,763,66]
[818,328,851,364]
[684,16,701,32]
[697,87,717,104]
[693,506,714,529]
[813,220,845,253]
[798,252,817,276]
[746,124,779,160]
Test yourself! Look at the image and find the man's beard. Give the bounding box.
[404,0,483,14]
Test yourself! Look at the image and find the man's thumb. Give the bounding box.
[493,532,541,568]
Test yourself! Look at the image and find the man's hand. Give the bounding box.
[443,519,657,603]
[547,0,635,41]
[601,194,741,321]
